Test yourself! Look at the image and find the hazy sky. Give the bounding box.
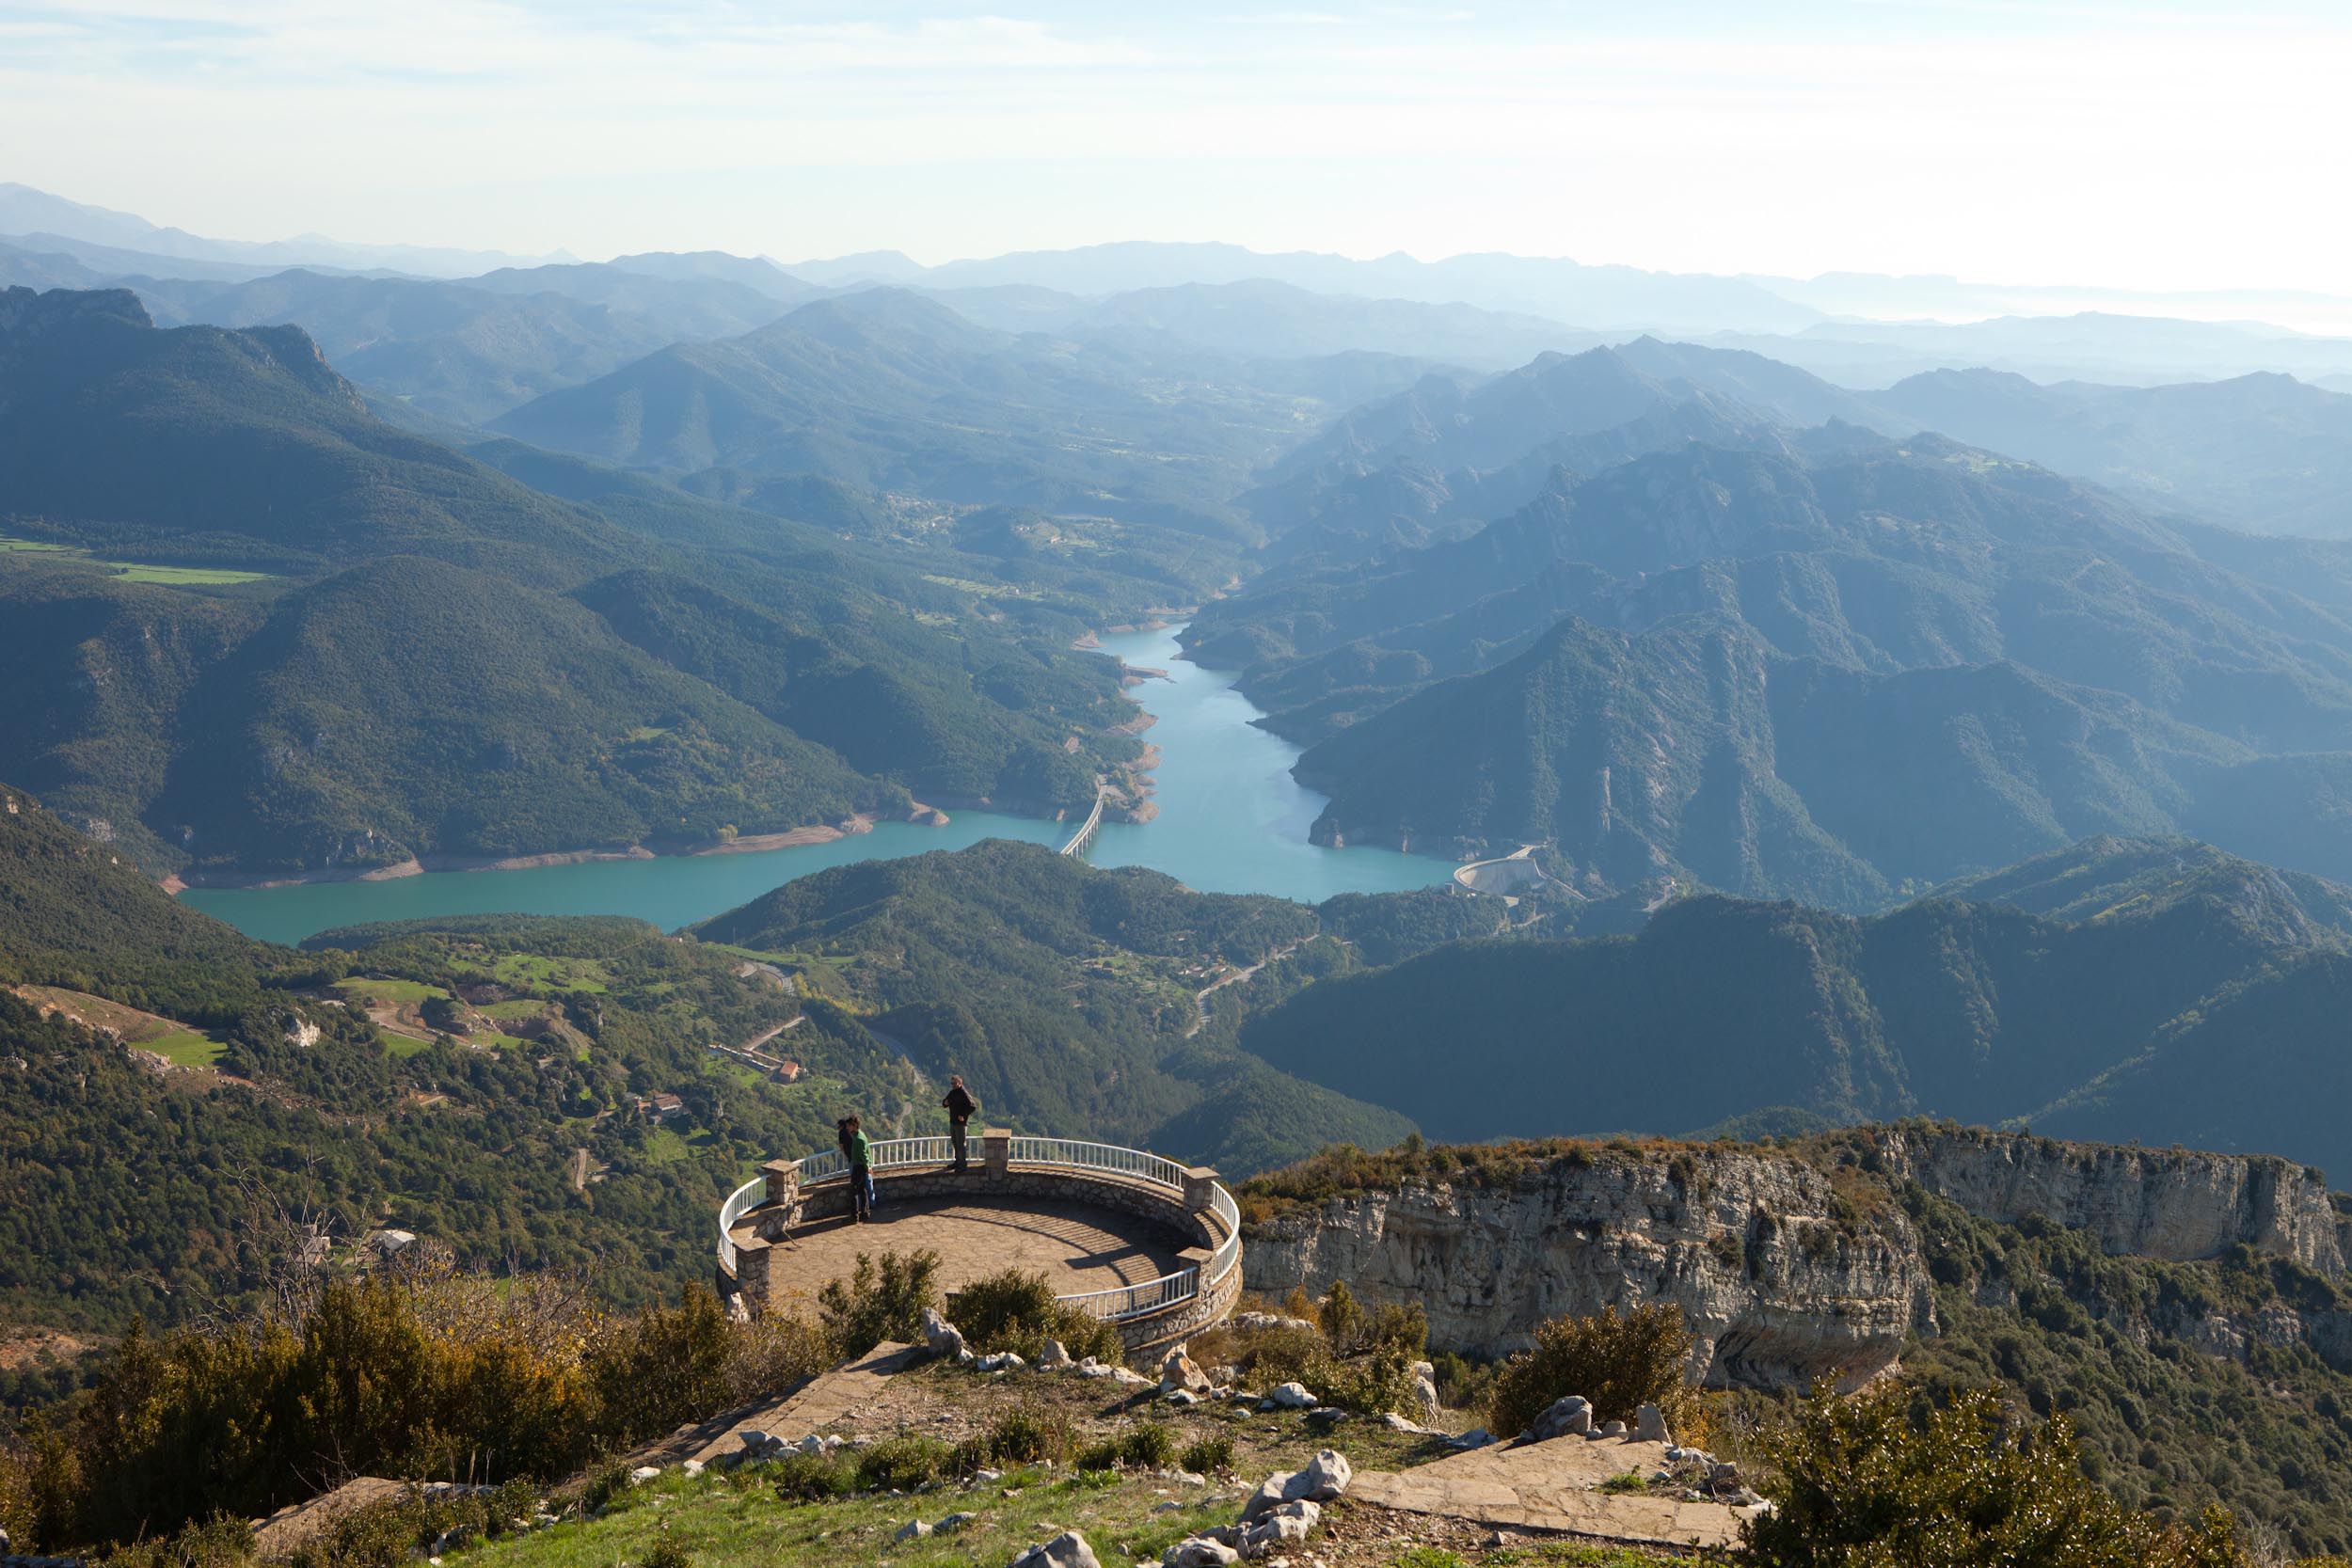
[5,0,2349,292]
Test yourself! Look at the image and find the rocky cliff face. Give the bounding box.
[1874,1125,2352,1277]
[1244,1143,1935,1391]
[1242,1125,2352,1391]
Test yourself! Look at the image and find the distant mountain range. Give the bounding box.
[0,181,564,277]
[0,286,1143,875]
[1192,424,2352,901]
[1239,837,2352,1176]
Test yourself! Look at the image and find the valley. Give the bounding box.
[15,120,2352,1566]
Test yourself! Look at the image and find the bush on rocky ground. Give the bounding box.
[946,1268,1122,1365]
[1486,1303,1707,1443]
[816,1249,942,1357]
[1740,1381,2277,1568]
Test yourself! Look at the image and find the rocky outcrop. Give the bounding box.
[1244,1143,1935,1390]
[1869,1126,2352,1277]
[1243,1125,2352,1391]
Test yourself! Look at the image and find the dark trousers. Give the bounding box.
[949,1121,969,1169]
[852,1165,875,1219]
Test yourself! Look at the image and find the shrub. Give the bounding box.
[1428,1351,1495,1415]
[585,1283,735,1448]
[1179,1433,1235,1476]
[1318,1281,1368,1351]
[767,1451,857,1502]
[1305,1348,1419,1416]
[856,1435,951,1492]
[722,1311,834,1406]
[641,1527,692,1568]
[1739,1382,2247,1568]
[817,1250,941,1357]
[1486,1303,1704,1442]
[1365,1302,1429,1355]
[984,1403,1073,1466]
[945,1268,1122,1365]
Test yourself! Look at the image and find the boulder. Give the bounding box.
[920,1307,967,1361]
[1112,1366,1152,1387]
[1599,1420,1628,1438]
[1634,1403,1671,1444]
[1412,1374,1441,1419]
[678,1460,704,1479]
[977,1351,1027,1374]
[1380,1412,1422,1433]
[1038,1339,1073,1370]
[1166,1389,1200,1407]
[1162,1540,1240,1568]
[937,1513,978,1533]
[895,1520,932,1542]
[736,1429,771,1450]
[1010,1528,1102,1568]
[1526,1394,1592,1440]
[1449,1427,1495,1450]
[1297,1449,1351,1501]
[627,1466,661,1486]
[1239,1453,1349,1522]
[1161,1345,1213,1394]
[1243,1511,1315,1558]
[1266,1382,1316,1409]
[1710,1461,1745,1491]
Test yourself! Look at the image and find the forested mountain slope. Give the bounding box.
[0,288,1144,874]
[1206,435,2352,896]
[1878,365,2352,537]
[1239,876,2352,1175]
[688,839,1417,1173]
[494,288,1410,539]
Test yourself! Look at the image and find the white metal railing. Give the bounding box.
[717,1175,766,1275]
[718,1136,1240,1323]
[1007,1136,1188,1190]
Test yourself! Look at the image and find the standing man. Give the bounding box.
[842,1115,875,1222]
[943,1075,979,1171]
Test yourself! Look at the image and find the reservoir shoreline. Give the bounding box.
[182,625,1459,945]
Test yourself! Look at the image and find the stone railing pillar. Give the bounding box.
[735,1235,773,1315]
[983,1127,1012,1178]
[1182,1164,1220,1212]
[761,1157,800,1208]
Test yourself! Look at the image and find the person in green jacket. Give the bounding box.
[839,1114,876,1222]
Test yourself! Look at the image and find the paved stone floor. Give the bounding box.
[742,1194,1193,1314]
[1353,1433,1762,1549]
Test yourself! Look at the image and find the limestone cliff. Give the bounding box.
[1241,1124,2352,1391]
[1243,1142,1935,1391]
[1874,1124,2352,1276]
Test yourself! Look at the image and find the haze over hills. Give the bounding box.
[1197,432,2352,900]
[0,285,1155,876]
[1238,843,2352,1177]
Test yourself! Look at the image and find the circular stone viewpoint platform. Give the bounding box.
[717,1132,1242,1354]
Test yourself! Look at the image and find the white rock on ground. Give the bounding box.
[1526,1394,1592,1440]
[1161,1539,1240,1568]
[1038,1338,1073,1369]
[895,1519,931,1541]
[1635,1403,1671,1444]
[1161,1345,1213,1393]
[1238,1453,1350,1522]
[1009,1528,1102,1568]
[1266,1383,1315,1409]
[921,1307,968,1361]
[628,1466,661,1485]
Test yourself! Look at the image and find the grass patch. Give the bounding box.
[335,976,449,1006]
[146,1029,225,1068]
[107,562,276,585]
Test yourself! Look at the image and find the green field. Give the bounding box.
[110,562,276,585]
[335,976,449,1006]
[0,532,275,586]
[146,1029,225,1068]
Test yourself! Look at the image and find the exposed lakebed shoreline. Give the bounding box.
[182,625,1459,944]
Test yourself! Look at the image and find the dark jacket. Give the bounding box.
[943,1085,978,1122]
